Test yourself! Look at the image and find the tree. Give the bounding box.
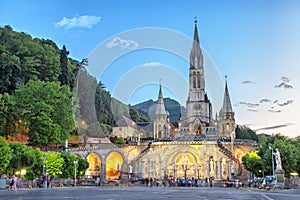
[45,152,63,177]
[58,45,69,86]
[13,80,74,147]
[258,134,299,177]
[242,150,262,177]
[0,93,18,139]
[0,136,12,174]
[59,152,88,178]
[236,125,258,142]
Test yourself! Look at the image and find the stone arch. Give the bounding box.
[105,151,124,180]
[163,146,202,178]
[85,152,102,178]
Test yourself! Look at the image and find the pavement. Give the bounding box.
[1,186,299,200]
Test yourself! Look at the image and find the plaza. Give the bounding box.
[1,187,300,200]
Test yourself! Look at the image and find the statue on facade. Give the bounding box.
[273,148,282,170]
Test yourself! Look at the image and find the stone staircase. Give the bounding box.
[129,142,152,164]
[217,139,242,176]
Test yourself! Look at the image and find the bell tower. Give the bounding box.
[186,18,212,135]
[219,77,235,139]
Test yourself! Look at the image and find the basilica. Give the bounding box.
[73,20,258,183]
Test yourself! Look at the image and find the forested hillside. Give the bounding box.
[0,25,150,147]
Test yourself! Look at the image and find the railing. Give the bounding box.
[129,142,152,164]
[217,138,242,176]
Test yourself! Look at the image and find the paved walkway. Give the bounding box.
[1,187,299,200]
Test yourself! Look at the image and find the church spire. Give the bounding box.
[190,17,203,69]
[193,17,199,44]
[222,76,233,113]
[155,83,166,115]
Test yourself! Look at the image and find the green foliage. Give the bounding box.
[45,152,64,177]
[258,134,299,177]
[95,81,114,127]
[0,136,12,174]
[58,152,88,178]
[12,80,74,147]
[242,150,262,177]
[8,142,42,179]
[129,105,151,122]
[115,137,125,145]
[0,93,17,138]
[0,26,63,93]
[236,125,258,142]
[242,133,300,178]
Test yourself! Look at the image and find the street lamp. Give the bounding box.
[42,154,47,188]
[74,160,78,187]
[268,146,275,177]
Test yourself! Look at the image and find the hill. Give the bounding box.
[134,97,186,122]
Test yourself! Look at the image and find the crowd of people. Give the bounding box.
[139,177,214,187]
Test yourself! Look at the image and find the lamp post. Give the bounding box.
[268,146,275,177]
[42,154,47,188]
[74,160,78,187]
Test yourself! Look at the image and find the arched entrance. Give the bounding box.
[86,153,101,178]
[175,153,195,178]
[106,152,123,180]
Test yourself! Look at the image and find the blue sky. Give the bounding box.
[1,0,300,137]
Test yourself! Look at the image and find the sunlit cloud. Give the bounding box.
[268,109,281,113]
[278,100,294,106]
[142,62,162,67]
[55,15,101,30]
[106,37,139,50]
[255,123,293,131]
[259,99,272,103]
[248,109,258,112]
[281,76,290,83]
[239,101,260,108]
[274,82,293,89]
[242,80,255,84]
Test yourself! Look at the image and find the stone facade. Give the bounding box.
[71,20,259,182]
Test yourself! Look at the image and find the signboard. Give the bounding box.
[87,137,110,144]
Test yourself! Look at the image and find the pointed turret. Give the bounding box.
[154,83,168,139]
[155,84,166,115]
[222,78,233,113]
[219,76,235,138]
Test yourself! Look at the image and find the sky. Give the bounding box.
[1,0,300,137]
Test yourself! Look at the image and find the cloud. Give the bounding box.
[248,109,258,112]
[55,15,101,30]
[259,99,272,103]
[142,62,162,67]
[242,80,255,84]
[239,102,260,108]
[106,37,139,50]
[281,76,290,83]
[255,123,293,131]
[274,82,293,89]
[268,109,281,113]
[278,100,294,106]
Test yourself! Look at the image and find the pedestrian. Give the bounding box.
[145,178,149,187]
[9,176,14,191]
[13,175,17,191]
[149,177,153,187]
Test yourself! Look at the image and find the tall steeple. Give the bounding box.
[190,17,204,69]
[185,18,212,134]
[155,83,166,115]
[222,76,233,113]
